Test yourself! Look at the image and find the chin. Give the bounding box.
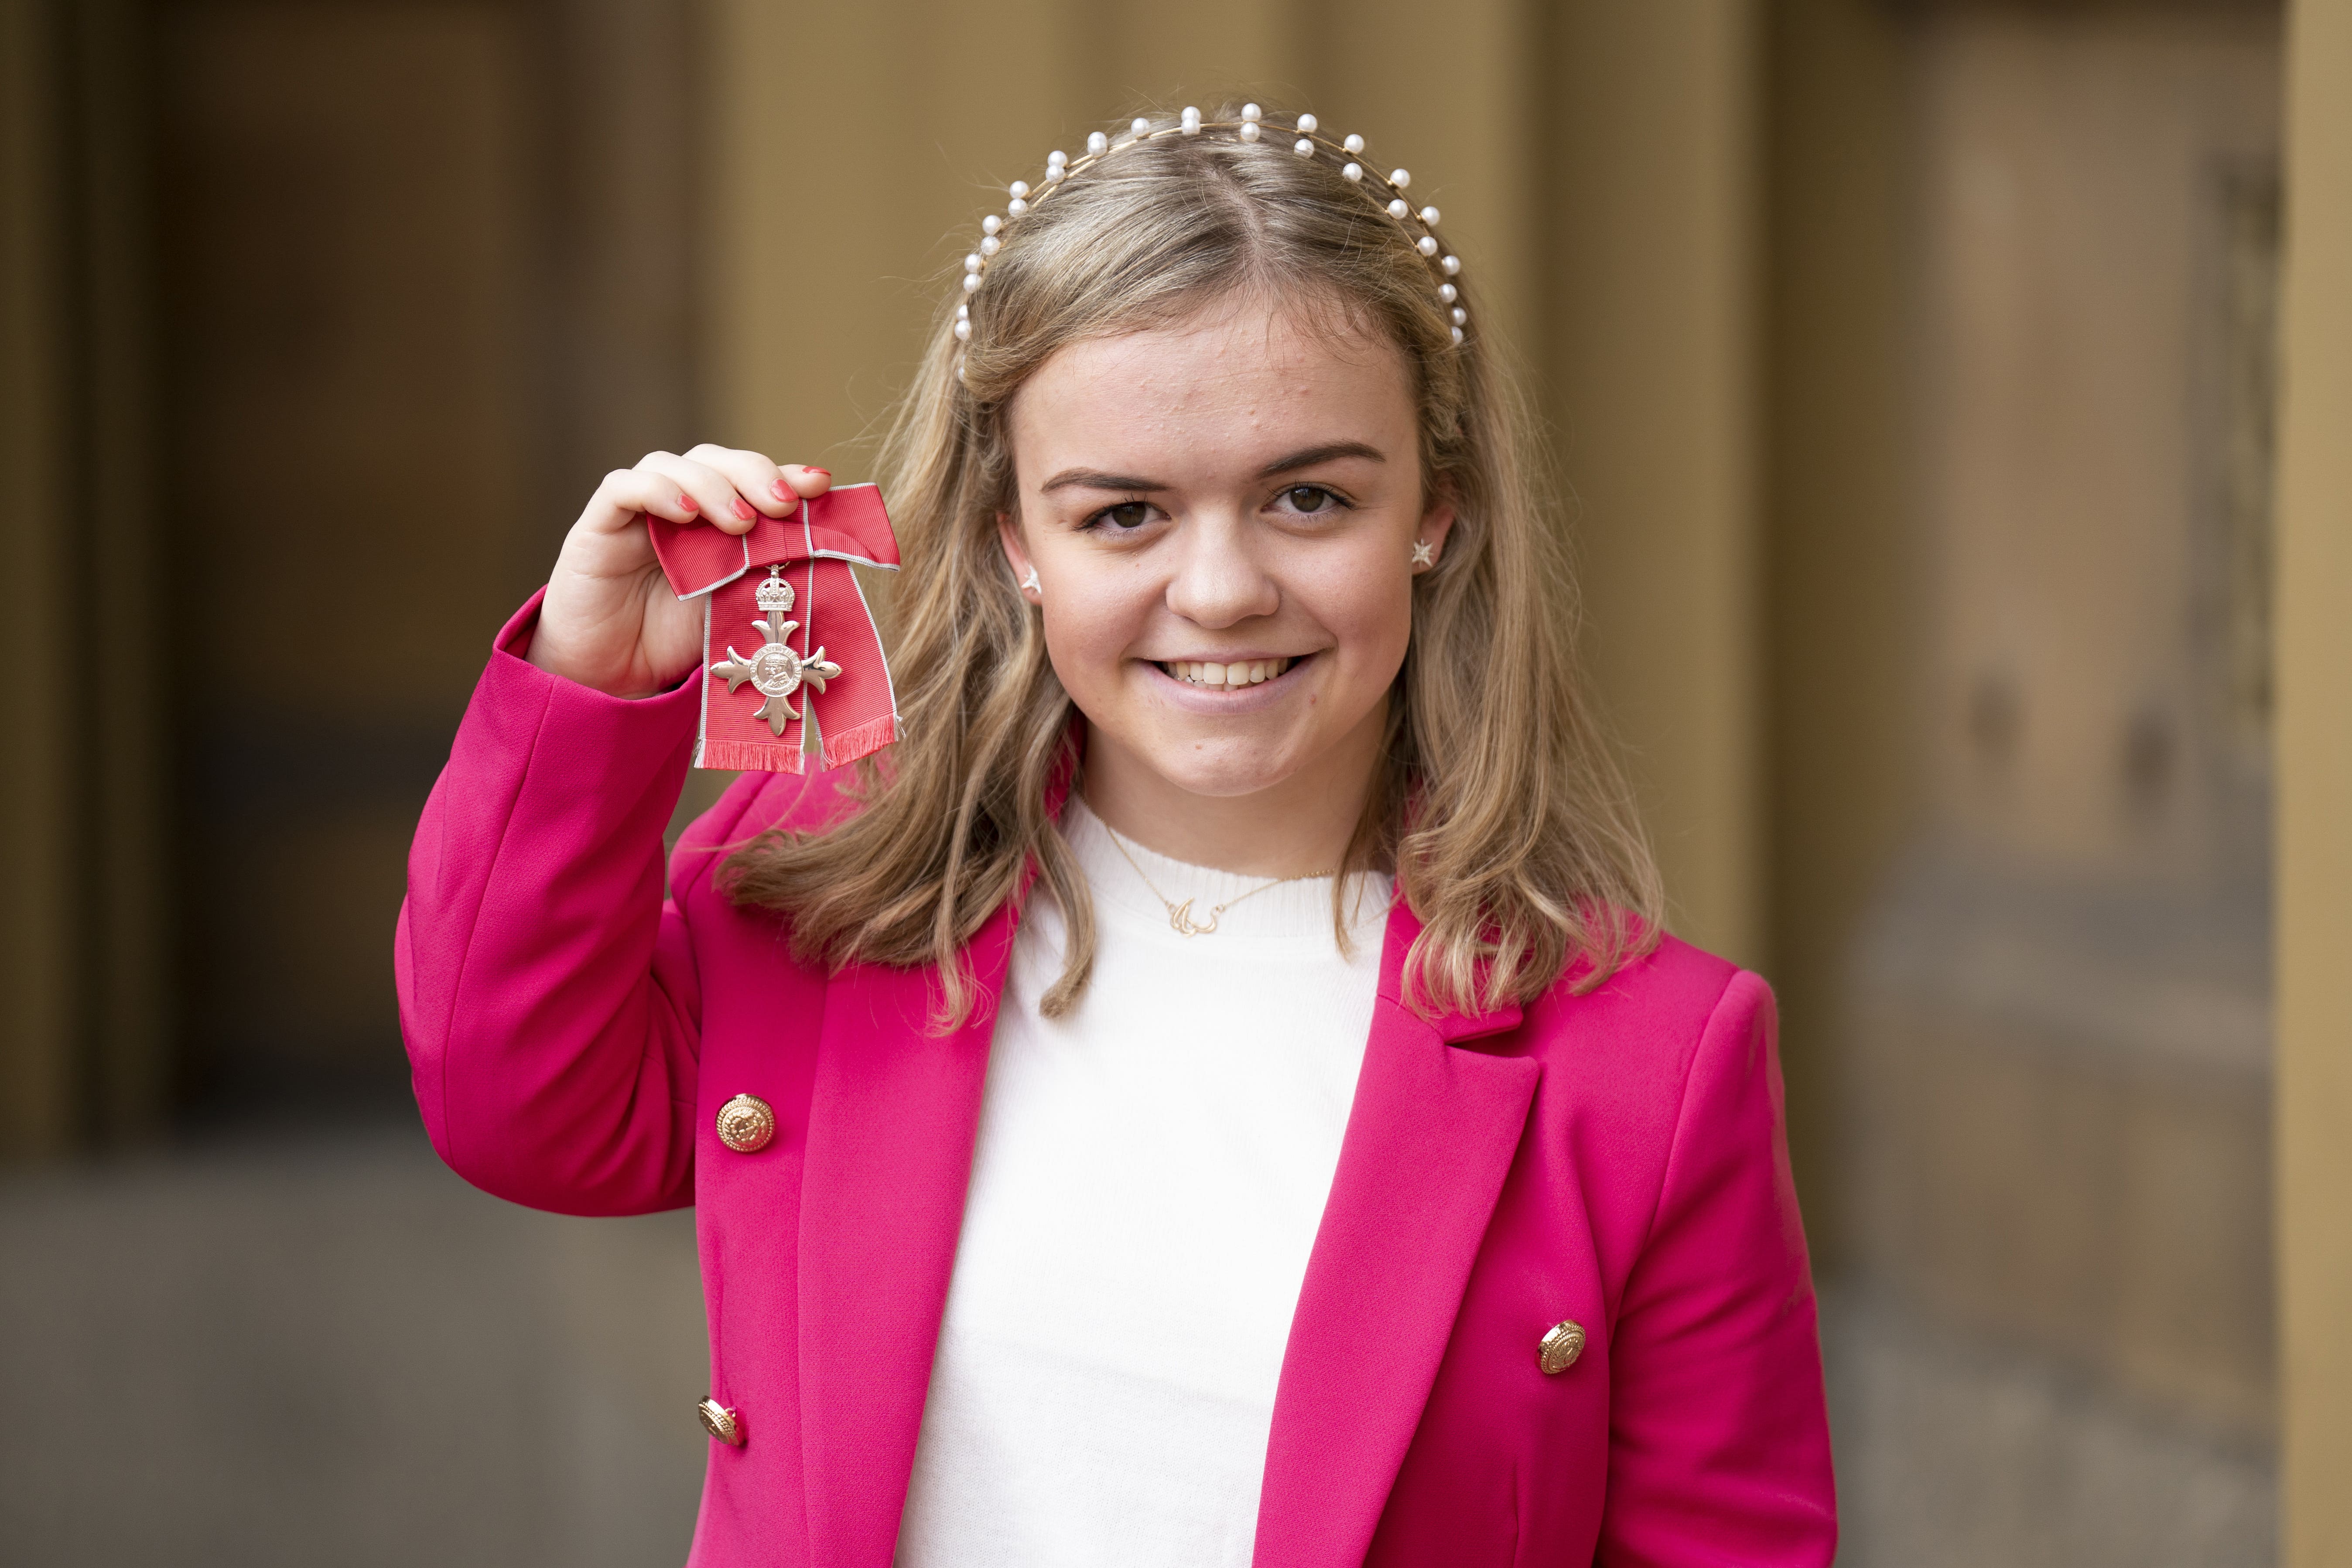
[1134,736,1308,800]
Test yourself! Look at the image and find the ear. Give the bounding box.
[1414,483,1458,568]
[997,512,1041,600]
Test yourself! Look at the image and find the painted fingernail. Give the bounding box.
[731,497,756,522]
[771,479,795,502]
[678,493,698,512]
[806,468,831,480]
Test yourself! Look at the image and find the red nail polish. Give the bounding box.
[806,468,831,480]
[771,479,795,502]
[732,497,756,522]
[678,494,698,512]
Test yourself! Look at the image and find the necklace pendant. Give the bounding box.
[1168,898,1220,937]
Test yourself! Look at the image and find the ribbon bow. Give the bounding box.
[648,483,902,773]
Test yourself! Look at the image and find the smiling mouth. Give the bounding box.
[1155,656,1299,690]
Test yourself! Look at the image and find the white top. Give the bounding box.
[894,800,1391,1568]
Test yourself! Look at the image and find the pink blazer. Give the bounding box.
[397,598,1837,1568]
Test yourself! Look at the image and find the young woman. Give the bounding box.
[399,104,1836,1567]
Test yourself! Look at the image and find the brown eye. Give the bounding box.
[1099,502,1152,529]
[1284,485,1338,513]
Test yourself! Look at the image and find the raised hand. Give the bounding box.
[526,445,832,698]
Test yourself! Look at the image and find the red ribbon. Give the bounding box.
[647,484,902,773]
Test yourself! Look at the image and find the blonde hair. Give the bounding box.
[721,104,1661,1022]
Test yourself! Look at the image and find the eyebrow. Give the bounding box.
[1258,441,1386,478]
[1037,440,1388,495]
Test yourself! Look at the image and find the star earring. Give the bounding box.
[1410,540,1436,568]
[1021,565,1042,596]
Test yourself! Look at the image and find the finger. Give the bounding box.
[584,463,706,533]
[780,463,834,501]
[684,444,804,517]
[637,450,759,536]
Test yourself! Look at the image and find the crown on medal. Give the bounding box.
[755,570,795,613]
[953,105,1469,363]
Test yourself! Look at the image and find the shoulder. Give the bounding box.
[1519,930,1775,1120]
[1532,928,1761,1044]
[667,763,868,904]
[1509,933,1789,1257]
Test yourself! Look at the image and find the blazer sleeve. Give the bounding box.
[396,592,727,1218]
[1596,969,1839,1567]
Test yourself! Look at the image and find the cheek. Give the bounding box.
[1312,553,1418,671]
[1039,613,1108,694]
[1037,571,1148,692]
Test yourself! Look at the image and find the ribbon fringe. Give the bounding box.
[820,713,899,771]
[699,738,809,775]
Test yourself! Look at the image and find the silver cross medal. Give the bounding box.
[710,565,843,736]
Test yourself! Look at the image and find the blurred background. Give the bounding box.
[3,1,2348,1565]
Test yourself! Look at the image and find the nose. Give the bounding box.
[1163,512,1279,629]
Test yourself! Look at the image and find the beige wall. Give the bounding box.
[697,0,1548,449]
[1916,13,2279,879]
[2277,0,2352,1559]
[1537,0,1765,967]
[1761,0,1911,1249]
[1841,0,2284,1478]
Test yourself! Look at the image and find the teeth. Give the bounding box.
[1163,656,1291,688]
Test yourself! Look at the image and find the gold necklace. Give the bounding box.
[1100,823,1335,937]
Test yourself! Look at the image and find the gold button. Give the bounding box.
[697,1397,745,1445]
[1538,1320,1586,1375]
[715,1093,776,1154]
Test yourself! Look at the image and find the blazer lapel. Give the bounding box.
[797,901,1019,1568]
[1254,905,1538,1568]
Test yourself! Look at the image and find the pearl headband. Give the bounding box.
[952,103,1469,374]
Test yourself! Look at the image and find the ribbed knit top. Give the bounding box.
[896,798,1392,1568]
